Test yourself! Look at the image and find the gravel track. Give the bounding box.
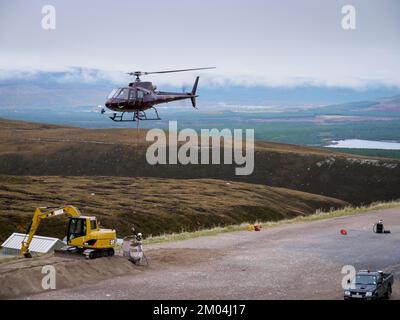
[20,207,400,300]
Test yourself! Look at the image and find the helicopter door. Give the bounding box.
[129,89,136,106]
[137,90,144,104]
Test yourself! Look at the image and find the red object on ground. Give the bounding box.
[254,224,262,231]
[340,229,347,235]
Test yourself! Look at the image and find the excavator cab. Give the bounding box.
[65,216,116,258]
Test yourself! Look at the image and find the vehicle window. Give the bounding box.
[355,275,377,285]
[68,218,85,241]
[129,89,136,101]
[69,219,82,234]
[107,89,118,99]
[137,90,144,99]
[115,88,129,99]
[90,219,97,230]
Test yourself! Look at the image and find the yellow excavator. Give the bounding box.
[20,206,117,259]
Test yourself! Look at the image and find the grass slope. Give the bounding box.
[0,118,399,205]
[0,175,347,242]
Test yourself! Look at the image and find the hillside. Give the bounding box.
[0,118,399,205]
[0,175,347,242]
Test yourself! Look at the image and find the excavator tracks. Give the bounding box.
[54,247,115,260]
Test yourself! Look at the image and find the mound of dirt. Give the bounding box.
[0,248,220,299]
[0,255,139,299]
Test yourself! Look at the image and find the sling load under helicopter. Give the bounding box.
[101,67,215,122]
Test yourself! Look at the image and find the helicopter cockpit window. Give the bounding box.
[129,89,136,101]
[107,89,119,99]
[115,88,130,100]
[137,90,144,99]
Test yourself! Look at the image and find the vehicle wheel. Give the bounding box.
[108,248,115,257]
[385,285,392,299]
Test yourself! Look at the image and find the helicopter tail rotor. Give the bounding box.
[190,76,199,108]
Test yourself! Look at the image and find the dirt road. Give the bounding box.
[21,207,400,299]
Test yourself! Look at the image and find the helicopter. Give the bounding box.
[101,67,215,122]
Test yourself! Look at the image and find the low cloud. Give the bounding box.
[1,67,399,91]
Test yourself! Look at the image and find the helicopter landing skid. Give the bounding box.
[109,108,161,122]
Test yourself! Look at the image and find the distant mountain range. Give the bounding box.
[1,67,400,109]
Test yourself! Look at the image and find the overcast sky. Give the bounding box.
[0,0,399,88]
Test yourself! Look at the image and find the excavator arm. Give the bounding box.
[20,206,81,258]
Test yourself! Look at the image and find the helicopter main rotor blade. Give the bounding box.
[144,67,215,75]
[127,67,215,77]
